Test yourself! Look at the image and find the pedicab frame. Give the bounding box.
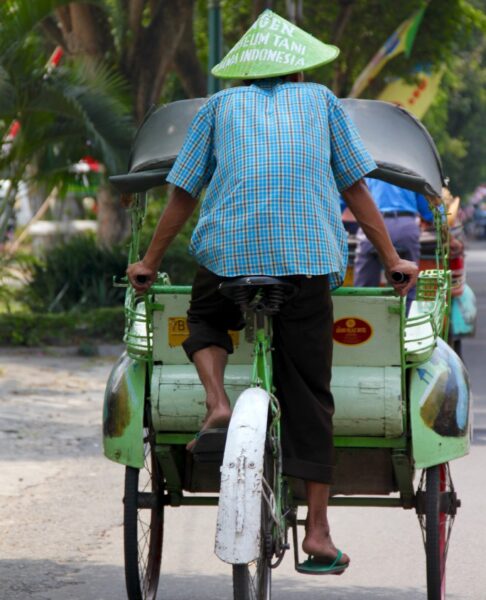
[103,97,471,600]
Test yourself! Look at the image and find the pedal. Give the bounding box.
[191,428,228,463]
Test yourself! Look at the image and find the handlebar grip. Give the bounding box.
[135,274,149,284]
[391,272,410,284]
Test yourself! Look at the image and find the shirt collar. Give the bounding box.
[252,77,284,90]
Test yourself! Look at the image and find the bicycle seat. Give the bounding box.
[219,276,297,315]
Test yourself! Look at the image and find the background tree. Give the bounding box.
[42,0,207,123]
[209,0,486,198]
[1,0,485,252]
[1,0,208,247]
[423,1,486,197]
[0,3,133,245]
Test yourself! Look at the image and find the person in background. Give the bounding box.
[353,178,434,311]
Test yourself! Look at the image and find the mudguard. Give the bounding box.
[215,387,270,564]
[103,352,146,468]
[450,283,477,337]
[410,338,470,469]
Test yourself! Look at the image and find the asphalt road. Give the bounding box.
[0,240,484,600]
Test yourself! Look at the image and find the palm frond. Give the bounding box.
[0,67,17,117]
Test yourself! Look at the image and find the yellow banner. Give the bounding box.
[377,69,444,119]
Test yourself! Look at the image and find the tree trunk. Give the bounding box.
[330,0,355,45]
[45,1,204,245]
[330,1,355,96]
[55,4,113,58]
[96,185,130,247]
[252,0,273,20]
[129,0,194,123]
[173,5,207,98]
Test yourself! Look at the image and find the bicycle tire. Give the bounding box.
[232,443,274,600]
[124,433,163,600]
[424,464,447,600]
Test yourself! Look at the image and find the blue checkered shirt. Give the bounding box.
[166,80,376,288]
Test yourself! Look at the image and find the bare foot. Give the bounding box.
[302,528,350,573]
[186,401,232,451]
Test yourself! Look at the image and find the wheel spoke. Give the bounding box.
[416,464,458,600]
[124,428,163,600]
[233,432,278,600]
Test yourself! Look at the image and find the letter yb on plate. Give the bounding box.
[168,317,239,347]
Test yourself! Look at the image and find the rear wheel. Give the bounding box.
[124,430,163,600]
[232,442,275,600]
[417,463,458,600]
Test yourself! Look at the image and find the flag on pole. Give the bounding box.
[349,5,426,98]
[377,66,444,119]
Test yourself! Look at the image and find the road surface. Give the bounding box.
[0,241,485,599]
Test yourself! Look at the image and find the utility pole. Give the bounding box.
[208,0,223,95]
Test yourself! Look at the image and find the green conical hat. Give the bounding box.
[212,10,340,80]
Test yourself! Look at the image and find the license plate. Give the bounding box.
[168,317,239,347]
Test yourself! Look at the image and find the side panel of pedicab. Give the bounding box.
[342,100,472,467]
[149,291,405,439]
[409,337,471,469]
[103,352,146,468]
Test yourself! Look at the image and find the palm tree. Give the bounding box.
[0,1,137,245]
[0,0,208,246]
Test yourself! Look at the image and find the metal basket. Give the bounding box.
[404,269,451,364]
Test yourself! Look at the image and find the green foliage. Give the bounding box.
[0,47,133,182]
[0,1,85,57]
[0,252,34,313]
[424,8,486,198]
[0,0,134,242]
[0,306,124,346]
[24,234,128,312]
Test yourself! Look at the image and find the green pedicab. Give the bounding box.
[103,98,470,600]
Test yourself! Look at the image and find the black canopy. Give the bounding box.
[110,96,445,197]
[340,98,445,197]
[110,98,207,193]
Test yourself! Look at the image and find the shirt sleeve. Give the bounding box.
[328,94,377,192]
[166,101,216,198]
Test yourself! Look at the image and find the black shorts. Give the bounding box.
[183,266,336,484]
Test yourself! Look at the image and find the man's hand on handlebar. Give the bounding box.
[385,259,419,297]
[126,261,157,293]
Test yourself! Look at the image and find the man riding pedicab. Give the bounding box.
[127,10,418,575]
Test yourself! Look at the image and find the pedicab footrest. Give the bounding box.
[191,428,228,463]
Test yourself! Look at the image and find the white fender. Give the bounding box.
[214,387,270,564]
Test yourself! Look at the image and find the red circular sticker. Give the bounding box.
[333,317,373,345]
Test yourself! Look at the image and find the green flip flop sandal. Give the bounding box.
[296,550,349,575]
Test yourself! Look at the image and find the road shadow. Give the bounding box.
[0,558,465,600]
[0,559,125,600]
